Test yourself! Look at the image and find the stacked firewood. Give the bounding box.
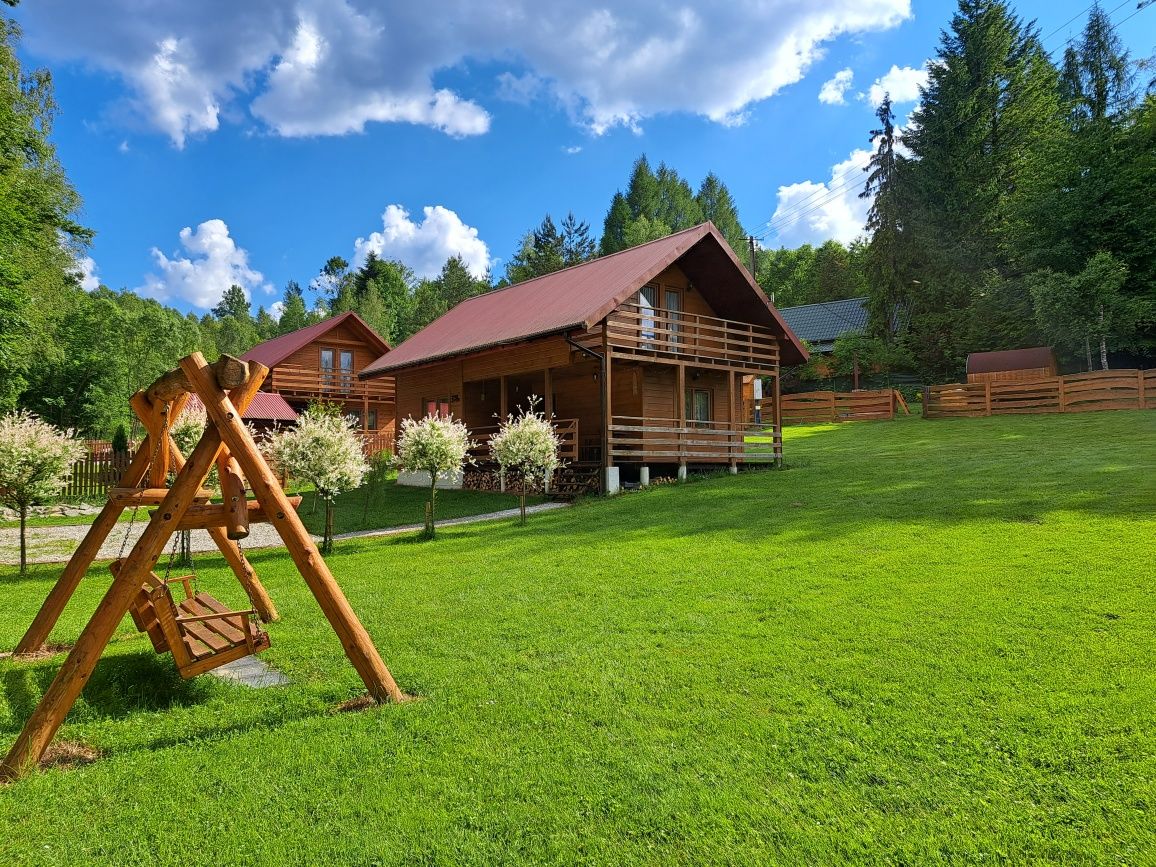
[463,466,600,498]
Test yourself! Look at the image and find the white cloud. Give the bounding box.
[19,0,912,144]
[864,63,928,107]
[819,68,854,105]
[563,145,583,155]
[269,300,285,322]
[71,255,101,291]
[769,148,872,247]
[354,205,491,280]
[140,219,270,308]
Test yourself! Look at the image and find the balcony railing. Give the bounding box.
[469,418,579,463]
[269,365,395,401]
[608,416,779,463]
[605,304,780,371]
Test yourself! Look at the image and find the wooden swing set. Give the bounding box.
[1,352,403,781]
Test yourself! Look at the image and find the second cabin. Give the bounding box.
[360,223,807,492]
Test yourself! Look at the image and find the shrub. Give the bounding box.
[489,397,563,525]
[395,414,474,538]
[0,411,85,573]
[264,409,369,553]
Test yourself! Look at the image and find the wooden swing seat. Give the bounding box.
[120,565,271,679]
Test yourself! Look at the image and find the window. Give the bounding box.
[348,408,363,428]
[638,284,657,345]
[339,350,354,391]
[685,389,712,427]
[367,409,378,430]
[664,288,682,347]
[424,397,452,418]
[320,348,335,390]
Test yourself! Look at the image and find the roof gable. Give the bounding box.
[362,223,807,376]
[242,312,390,370]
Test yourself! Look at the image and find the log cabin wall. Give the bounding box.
[394,360,464,422]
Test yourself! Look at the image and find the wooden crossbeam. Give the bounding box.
[155,496,302,531]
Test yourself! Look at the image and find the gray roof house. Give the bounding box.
[778,297,871,353]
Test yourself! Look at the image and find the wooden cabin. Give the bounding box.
[966,347,1058,383]
[360,223,807,491]
[241,312,395,451]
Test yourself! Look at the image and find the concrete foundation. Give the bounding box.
[677,463,687,482]
[605,466,621,495]
[639,466,650,487]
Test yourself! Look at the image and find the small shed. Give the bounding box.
[966,347,1058,383]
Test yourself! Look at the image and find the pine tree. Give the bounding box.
[278,282,309,334]
[560,212,596,266]
[505,215,565,283]
[654,162,703,230]
[211,284,251,322]
[254,306,278,340]
[600,192,632,255]
[860,94,908,340]
[625,155,660,223]
[696,173,745,255]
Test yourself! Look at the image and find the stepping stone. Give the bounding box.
[209,655,289,688]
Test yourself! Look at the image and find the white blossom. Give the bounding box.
[263,409,369,501]
[395,413,474,482]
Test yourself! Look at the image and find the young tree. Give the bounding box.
[0,411,84,573]
[489,398,562,525]
[394,413,474,538]
[278,281,309,334]
[1029,252,1148,370]
[263,408,369,553]
[860,94,909,341]
[600,192,633,255]
[560,212,596,266]
[695,172,746,255]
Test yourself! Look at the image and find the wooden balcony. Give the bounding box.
[269,365,395,402]
[608,416,779,464]
[470,418,580,463]
[605,304,780,372]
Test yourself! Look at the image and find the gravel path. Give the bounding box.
[0,502,569,566]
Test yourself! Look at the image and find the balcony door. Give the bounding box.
[664,289,682,348]
[639,285,657,347]
[320,347,355,393]
[339,349,354,391]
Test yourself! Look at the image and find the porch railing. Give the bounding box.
[608,416,779,463]
[469,418,579,463]
[270,365,395,401]
[605,304,780,371]
[358,431,395,457]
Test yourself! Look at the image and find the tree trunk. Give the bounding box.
[19,505,27,575]
[427,477,437,538]
[520,479,527,525]
[323,499,334,554]
[1099,306,1109,370]
[1085,335,1093,372]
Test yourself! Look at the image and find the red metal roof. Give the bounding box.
[361,223,807,377]
[966,347,1058,374]
[187,391,298,422]
[241,311,390,370]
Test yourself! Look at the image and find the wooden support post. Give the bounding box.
[181,353,404,705]
[1058,376,1067,412]
[217,455,249,540]
[543,368,553,418]
[1137,369,1145,410]
[499,375,508,421]
[772,372,783,468]
[984,380,992,416]
[727,369,737,473]
[603,350,614,469]
[12,440,153,655]
[676,363,687,472]
[1,369,265,781]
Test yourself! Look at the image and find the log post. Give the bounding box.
[217,454,249,540]
[146,354,247,405]
[984,380,992,416]
[181,353,404,704]
[1,367,264,780]
[1137,369,1145,410]
[727,369,737,474]
[676,363,687,474]
[772,372,783,468]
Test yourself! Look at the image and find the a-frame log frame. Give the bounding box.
[1,367,264,778]
[12,376,276,656]
[181,353,403,706]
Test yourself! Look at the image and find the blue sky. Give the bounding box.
[12,0,1156,316]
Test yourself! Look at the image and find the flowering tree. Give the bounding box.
[263,409,369,553]
[489,397,562,525]
[0,411,85,573]
[395,413,474,538]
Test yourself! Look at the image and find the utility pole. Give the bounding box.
[747,236,758,280]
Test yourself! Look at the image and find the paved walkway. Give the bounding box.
[0,502,568,566]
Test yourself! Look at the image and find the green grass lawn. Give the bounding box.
[1,410,1154,864]
[294,480,541,536]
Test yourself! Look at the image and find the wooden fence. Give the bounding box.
[780,389,910,424]
[924,369,1155,419]
[64,448,132,500]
